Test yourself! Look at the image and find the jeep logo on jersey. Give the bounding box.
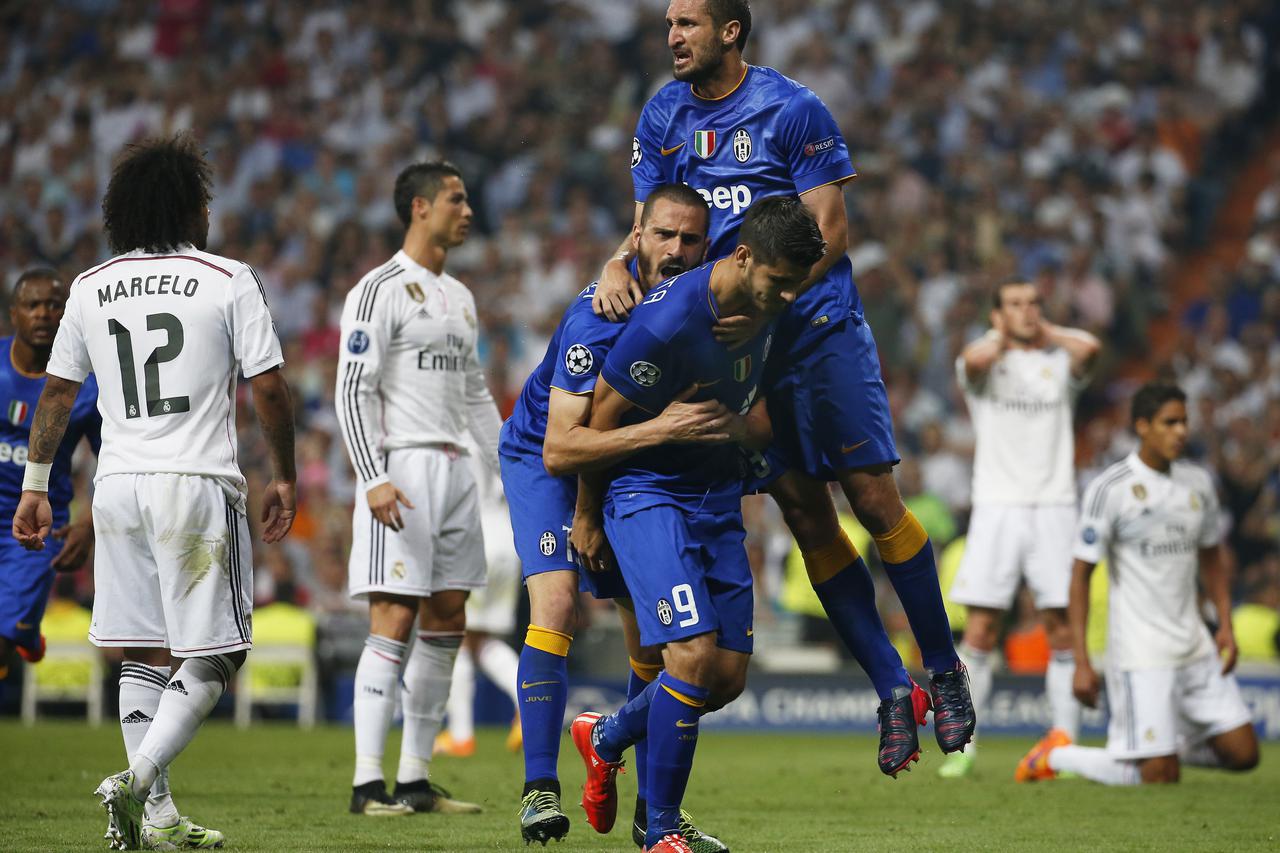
[733,354,752,382]
[656,598,674,626]
[692,129,716,158]
[0,442,30,465]
[732,128,752,162]
[631,136,642,169]
[7,400,28,426]
[629,361,661,387]
[565,344,593,376]
[539,531,557,556]
[692,184,753,215]
[347,329,370,354]
[404,282,425,303]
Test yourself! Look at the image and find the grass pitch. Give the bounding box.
[0,721,1276,852]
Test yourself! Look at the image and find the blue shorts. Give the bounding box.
[604,502,753,654]
[499,451,630,600]
[0,537,61,652]
[750,314,899,490]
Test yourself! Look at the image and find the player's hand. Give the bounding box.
[260,480,298,543]
[50,516,94,572]
[1216,624,1239,674]
[12,490,52,551]
[593,258,642,321]
[569,512,614,574]
[712,313,770,349]
[366,480,414,531]
[655,386,735,444]
[1072,659,1101,708]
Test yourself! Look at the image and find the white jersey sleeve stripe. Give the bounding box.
[341,361,380,482]
[357,263,401,322]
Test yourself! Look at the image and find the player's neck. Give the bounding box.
[9,337,49,378]
[708,258,751,316]
[401,230,448,276]
[691,56,747,100]
[1136,445,1172,474]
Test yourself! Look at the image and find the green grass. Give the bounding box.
[1,722,1276,851]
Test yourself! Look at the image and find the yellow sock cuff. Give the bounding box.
[662,685,707,708]
[525,625,573,657]
[874,510,929,564]
[802,529,858,585]
[629,658,662,683]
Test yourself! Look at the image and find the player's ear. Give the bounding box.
[721,20,740,50]
[412,194,431,221]
[734,244,751,268]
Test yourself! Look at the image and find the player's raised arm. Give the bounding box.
[593,202,647,321]
[248,367,297,543]
[958,329,1006,388]
[12,375,82,549]
[1040,322,1102,379]
[797,183,844,291]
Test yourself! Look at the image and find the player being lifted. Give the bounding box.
[12,134,297,850]
[501,184,729,849]
[573,196,817,853]
[336,161,500,817]
[947,281,1101,778]
[594,0,972,774]
[1,269,99,686]
[1016,382,1260,785]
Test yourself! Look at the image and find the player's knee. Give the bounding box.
[841,469,904,535]
[1224,744,1260,772]
[1140,759,1180,784]
[529,589,579,635]
[961,614,1000,652]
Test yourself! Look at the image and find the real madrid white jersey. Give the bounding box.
[47,245,283,490]
[1074,453,1221,669]
[336,250,502,488]
[959,344,1083,506]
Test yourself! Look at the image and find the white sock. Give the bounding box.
[958,642,994,742]
[1048,745,1140,785]
[476,637,520,705]
[446,646,476,743]
[352,634,407,787]
[397,631,462,784]
[119,662,180,826]
[1046,650,1081,739]
[1179,742,1223,768]
[130,655,236,798]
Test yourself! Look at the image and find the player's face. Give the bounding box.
[9,278,66,349]
[737,248,803,317]
[633,199,709,289]
[422,176,472,248]
[1137,400,1189,464]
[666,0,729,82]
[994,283,1042,343]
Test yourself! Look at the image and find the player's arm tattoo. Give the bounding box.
[28,376,82,464]
[249,368,298,482]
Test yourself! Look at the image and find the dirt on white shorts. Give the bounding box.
[89,473,253,656]
[951,503,1075,610]
[349,446,486,599]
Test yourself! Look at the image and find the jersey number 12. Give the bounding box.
[108,313,191,419]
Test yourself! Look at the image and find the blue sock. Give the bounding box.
[594,677,660,764]
[812,557,912,699]
[518,626,572,786]
[876,512,960,673]
[627,663,660,803]
[645,672,708,847]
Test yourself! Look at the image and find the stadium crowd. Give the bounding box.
[1,0,1278,667]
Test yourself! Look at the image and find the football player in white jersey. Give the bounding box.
[12,134,297,850]
[1016,382,1259,784]
[944,280,1101,778]
[336,161,500,816]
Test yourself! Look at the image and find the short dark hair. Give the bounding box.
[707,0,752,52]
[102,133,212,255]
[13,267,62,299]
[393,160,463,227]
[738,196,826,270]
[992,278,1037,308]
[639,184,710,228]
[1131,382,1187,427]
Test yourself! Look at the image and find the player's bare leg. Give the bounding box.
[1200,723,1261,771]
[394,589,480,814]
[942,605,1000,777]
[350,594,416,816]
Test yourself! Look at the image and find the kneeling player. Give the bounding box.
[572,197,820,853]
[1017,383,1260,785]
[502,184,729,849]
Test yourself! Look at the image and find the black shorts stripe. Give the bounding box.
[225,504,249,644]
[341,362,378,481]
[369,510,380,587]
[357,263,401,322]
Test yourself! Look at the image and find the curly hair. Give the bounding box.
[102,133,212,254]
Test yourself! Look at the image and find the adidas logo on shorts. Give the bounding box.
[166,680,188,695]
[121,709,153,724]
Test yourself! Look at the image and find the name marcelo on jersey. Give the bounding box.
[97,275,200,307]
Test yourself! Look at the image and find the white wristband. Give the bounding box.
[22,461,52,493]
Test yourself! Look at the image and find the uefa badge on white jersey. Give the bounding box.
[732,128,752,162]
[631,137,642,169]
[630,361,661,387]
[565,344,593,376]
[539,531,557,557]
[347,329,370,354]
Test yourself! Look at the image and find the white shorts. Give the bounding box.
[89,474,253,656]
[465,502,520,635]
[349,446,486,599]
[1105,656,1254,760]
[951,504,1075,610]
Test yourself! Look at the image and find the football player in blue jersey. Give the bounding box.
[0,268,100,682]
[502,184,731,850]
[570,197,819,853]
[593,0,974,775]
